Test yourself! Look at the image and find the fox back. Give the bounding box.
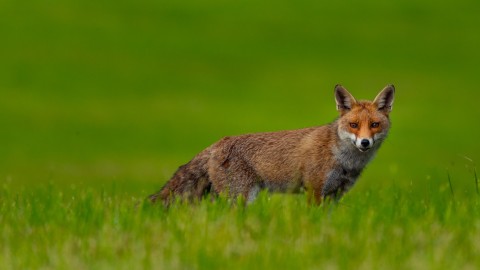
[149,84,395,205]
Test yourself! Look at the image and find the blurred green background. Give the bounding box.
[1,0,479,194]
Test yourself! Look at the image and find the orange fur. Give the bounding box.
[149,85,395,205]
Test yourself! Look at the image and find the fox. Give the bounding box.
[149,84,395,205]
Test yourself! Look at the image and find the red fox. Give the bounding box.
[149,85,395,205]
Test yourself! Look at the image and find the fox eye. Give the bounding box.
[371,122,380,128]
[350,123,358,128]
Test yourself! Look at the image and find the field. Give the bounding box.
[1,0,480,269]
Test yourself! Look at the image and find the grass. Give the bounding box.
[1,0,480,269]
[2,182,480,269]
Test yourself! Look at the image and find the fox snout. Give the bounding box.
[338,130,376,152]
[356,138,373,152]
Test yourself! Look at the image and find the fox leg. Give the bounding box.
[322,167,358,201]
[303,179,323,205]
[306,186,323,205]
[322,178,345,200]
[246,183,261,204]
[212,174,260,203]
[306,184,343,205]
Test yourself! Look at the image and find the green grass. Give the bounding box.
[1,0,480,269]
[2,183,480,269]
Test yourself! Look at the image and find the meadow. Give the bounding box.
[1,0,480,269]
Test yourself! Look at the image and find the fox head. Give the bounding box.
[335,84,395,152]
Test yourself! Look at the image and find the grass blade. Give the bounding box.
[475,167,479,196]
[447,170,455,199]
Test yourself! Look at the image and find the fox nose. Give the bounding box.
[361,139,370,147]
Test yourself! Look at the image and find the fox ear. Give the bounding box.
[335,84,357,113]
[373,84,395,113]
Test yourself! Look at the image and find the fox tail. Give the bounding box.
[148,150,211,205]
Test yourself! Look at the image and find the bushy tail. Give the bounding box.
[148,150,211,205]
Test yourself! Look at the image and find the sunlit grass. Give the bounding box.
[1,180,479,269]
